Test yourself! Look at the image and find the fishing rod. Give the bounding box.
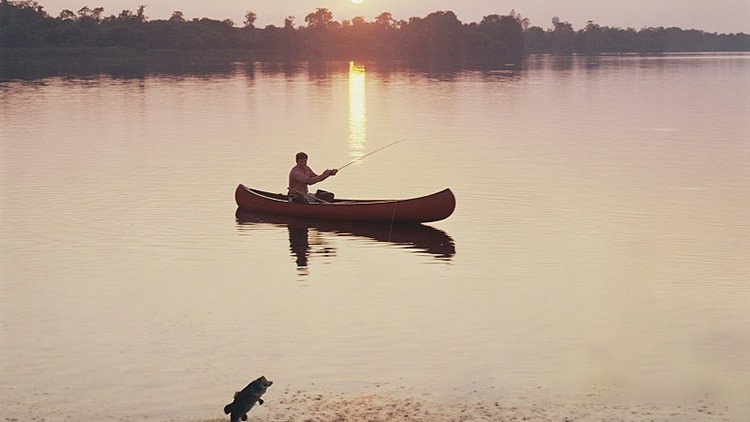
[337,139,405,171]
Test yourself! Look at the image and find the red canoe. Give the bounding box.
[235,184,456,223]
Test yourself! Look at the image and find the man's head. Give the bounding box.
[295,152,308,164]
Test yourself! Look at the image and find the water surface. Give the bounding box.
[1,54,749,420]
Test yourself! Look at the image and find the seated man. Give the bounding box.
[288,152,338,203]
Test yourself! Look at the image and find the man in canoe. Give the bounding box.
[288,152,338,203]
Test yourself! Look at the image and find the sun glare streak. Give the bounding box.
[348,61,366,162]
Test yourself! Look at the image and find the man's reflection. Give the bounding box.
[236,211,455,275]
[286,225,336,276]
[288,226,310,269]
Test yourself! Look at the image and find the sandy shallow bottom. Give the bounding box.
[203,387,735,422]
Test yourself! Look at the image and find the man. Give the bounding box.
[288,152,338,203]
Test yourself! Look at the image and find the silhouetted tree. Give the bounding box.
[582,21,604,54]
[550,19,575,53]
[523,26,547,53]
[476,14,524,61]
[243,11,256,28]
[284,15,294,30]
[58,8,74,20]
[374,12,395,28]
[304,7,333,28]
[509,9,529,30]
[169,11,184,22]
[399,11,463,58]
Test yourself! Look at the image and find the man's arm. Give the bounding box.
[296,168,337,185]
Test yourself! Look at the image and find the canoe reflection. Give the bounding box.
[235,211,455,271]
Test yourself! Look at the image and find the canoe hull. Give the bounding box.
[235,184,455,223]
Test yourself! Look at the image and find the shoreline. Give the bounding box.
[2,47,749,63]
[199,386,739,422]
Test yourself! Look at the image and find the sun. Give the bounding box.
[350,0,364,4]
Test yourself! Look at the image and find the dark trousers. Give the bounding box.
[289,193,311,204]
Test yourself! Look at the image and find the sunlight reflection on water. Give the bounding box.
[348,61,367,162]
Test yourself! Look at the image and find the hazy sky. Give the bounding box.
[37,0,749,33]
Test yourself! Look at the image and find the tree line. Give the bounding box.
[525,19,749,54]
[1,0,748,63]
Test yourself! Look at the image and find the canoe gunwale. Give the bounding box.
[244,187,414,205]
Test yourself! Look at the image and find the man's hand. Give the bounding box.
[327,169,338,176]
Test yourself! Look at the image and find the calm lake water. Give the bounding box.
[1,54,749,421]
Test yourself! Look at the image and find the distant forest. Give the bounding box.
[2,0,749,63]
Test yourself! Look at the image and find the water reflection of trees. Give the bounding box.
[236,211,455,275]
[0,56,520,82]
[0,54,240,80]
